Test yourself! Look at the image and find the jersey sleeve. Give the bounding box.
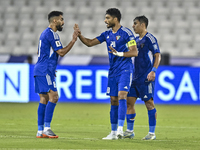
[122,27,136,43]
[96,31,106,43]
[46,30,63,51]
[146,34,160,55]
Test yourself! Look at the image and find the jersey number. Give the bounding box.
[110,41,116,47]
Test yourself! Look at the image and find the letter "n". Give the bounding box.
[4,71,20,95]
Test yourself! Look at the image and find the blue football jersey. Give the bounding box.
[96,26,135,76]
[34,27,63,77]
[133,32,160,84]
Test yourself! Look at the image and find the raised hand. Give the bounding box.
[109,46,124,57]
[74,24,81,36]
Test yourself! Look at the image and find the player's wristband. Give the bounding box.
[113,52,124,57]
[152,67,157,73]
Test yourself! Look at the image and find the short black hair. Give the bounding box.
[48,11,63,22]
[106,8,121,22]
[134,15,148,28]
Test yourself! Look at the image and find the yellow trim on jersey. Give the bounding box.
[127,40,136,47]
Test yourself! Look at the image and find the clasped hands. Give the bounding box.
[73,24,81,40]
[72,24,123,57]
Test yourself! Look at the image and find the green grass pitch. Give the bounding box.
[0,102,200,150]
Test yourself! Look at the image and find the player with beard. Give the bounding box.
[34,11,79,138]
[74,8,138,140]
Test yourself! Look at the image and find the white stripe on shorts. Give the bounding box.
[148,82,152,94]
[46,74,52,85]
[129,73,132,86]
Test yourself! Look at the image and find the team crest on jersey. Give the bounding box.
[116,36,121,40]
[141,43,145,48]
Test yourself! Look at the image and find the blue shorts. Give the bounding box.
[127,80,155,101]
[106,70,133,96]
[34,74,57,94]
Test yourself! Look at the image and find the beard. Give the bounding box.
[56,24,63,31]
[107,23,115,28]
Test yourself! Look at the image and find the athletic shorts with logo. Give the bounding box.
[106,70,133,96]
[34,74,57,94]
[128,80,155,101]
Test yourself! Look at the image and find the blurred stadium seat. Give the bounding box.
[74,0,89,8]
[19,7,33,20]
[13,0,27,6]
[5,32,20,48]
[43,0,58,7]
[27,0,42,7]
[0,0,199,57]
[0,0,12,6]
[28,46,37,55]
[12,46,27,55]
[20,32,36,48]
[57,0,72,7]
[0,46,13,54]
[77,6,93,21]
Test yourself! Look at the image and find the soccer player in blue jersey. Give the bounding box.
[34,11,79,138]
[74,8,138,140]
[123,16,161,140]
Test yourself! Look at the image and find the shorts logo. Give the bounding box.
[124,86,128,89]
[144,95,148,98]
[107,87,110,94]
[56,41,61,47]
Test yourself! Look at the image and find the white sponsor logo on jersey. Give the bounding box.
[56,41,61,47]
[153,44,158,50]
